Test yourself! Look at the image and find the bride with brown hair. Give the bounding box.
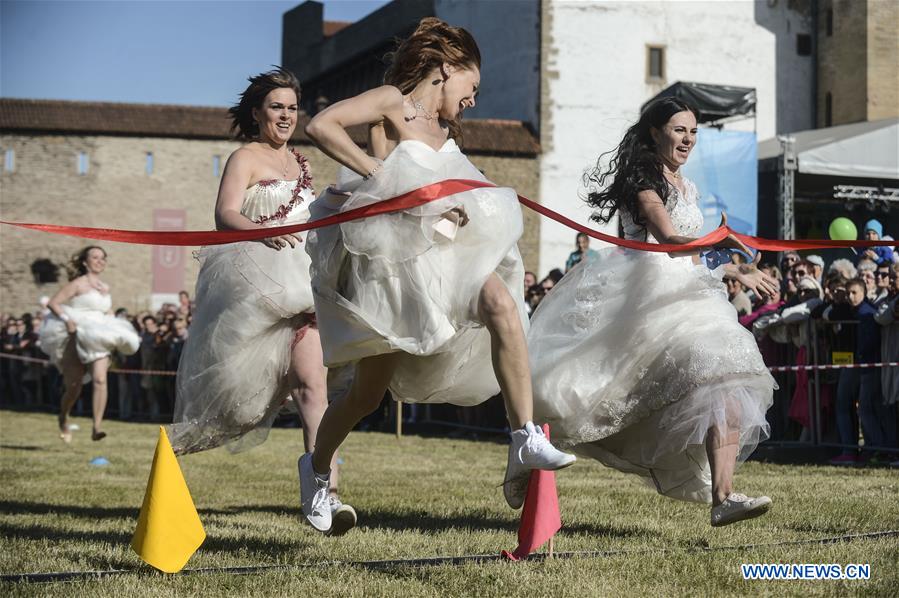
[299,17,574,532]
[168,68,356,536]
[40,245,140,442]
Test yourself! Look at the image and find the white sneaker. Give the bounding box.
[503,421,576,509]
[298,453,331,532]
[327,495,357,537]
[711,493,772,527]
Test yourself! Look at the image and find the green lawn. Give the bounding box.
[1,410,897,597]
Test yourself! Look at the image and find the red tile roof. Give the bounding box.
[323,20,351,37]
[0,98,539,156]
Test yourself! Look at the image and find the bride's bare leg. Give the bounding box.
[311,352,400,474]
[478,273,532,429]
[706,425,739,505]
[288,326,340,490]
[59,338,84,442]
[89,356,110,440]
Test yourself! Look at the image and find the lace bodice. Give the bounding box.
[240,150,315,227]
[620,179,703,243]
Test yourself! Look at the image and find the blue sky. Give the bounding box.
[0,0,389,106]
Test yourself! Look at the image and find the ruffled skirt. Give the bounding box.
[305,141,527,406]
[39,310,139,366]
[168,237,315,455]
[528,249,774,503]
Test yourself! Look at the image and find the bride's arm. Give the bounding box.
[637,190,696,248]
[637,190,751,255]
[306,86,404,177]
[47,279,82,333]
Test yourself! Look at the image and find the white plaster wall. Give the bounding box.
[436,0,541,129]
[538,0,802,275]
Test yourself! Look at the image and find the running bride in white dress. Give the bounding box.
[529,98,778,527]
[298,18,575,533]
[41,246,140,442]
[167,68,355,536]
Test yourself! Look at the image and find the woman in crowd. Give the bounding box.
[167,68,355,536]
[40,246,140,442]
[529,98,778,527]
[299,17,574,532]
[565,232,599,272]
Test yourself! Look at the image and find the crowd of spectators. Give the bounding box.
[1,290,194,421]
[2,221,897,461]
[728,219,898,464]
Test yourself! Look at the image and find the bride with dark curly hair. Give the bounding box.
[529,97,779,527]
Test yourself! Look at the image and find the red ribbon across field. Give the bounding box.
[1,179,896,253]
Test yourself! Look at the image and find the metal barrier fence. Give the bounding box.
[2,324,897,450]
[755,316,899,455]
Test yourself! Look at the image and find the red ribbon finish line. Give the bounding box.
[1,179,896,253]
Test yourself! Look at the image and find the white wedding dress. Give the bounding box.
[305,138,527,405]
[169,151,317,455]
[528,179,774,503]
[39,289,139,365]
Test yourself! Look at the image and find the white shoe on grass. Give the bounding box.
[711,493,772,527]
[503,421,576,509]
[298,453,331,532]
[327,495,357,537]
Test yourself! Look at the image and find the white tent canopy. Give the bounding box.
[759,118,899,179]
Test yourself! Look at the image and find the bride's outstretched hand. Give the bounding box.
[714,212,753,255]
[732,252,779,299]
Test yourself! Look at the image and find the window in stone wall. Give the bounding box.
[4,149,13,172]
[30,258,60,284]
[646,45,665,82]
[825,92,833,127]
[77,151,89,175]
[213,155,221,177]
[826,9,833,36]
[796,34,812,56]
[146,152,154,175]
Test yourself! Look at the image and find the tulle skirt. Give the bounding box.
[528,249,774,503]
[306,139,527,406]
[39,310,139,366]
[168,237,315,455]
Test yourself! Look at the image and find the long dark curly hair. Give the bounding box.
[584,97,698,228]
[228,67,302,141]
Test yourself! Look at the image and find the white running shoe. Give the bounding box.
[503,421,576,509]
[327,495,358,537]
[711,493,772,527]
[298,453,331,532]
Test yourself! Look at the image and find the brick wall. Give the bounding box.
[866,0,899,121]
[0,134,540,314]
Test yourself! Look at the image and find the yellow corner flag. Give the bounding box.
[131,426,206,573]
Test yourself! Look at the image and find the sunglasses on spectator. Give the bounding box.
[876,271,891,278]
[794,269,808,277]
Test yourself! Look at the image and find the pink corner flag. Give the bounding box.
[502,424,562,560]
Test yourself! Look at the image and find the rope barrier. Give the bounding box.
[2,352,894,376]
[0,352,177,376]
[767,362,899,372]
[3,178,899,251]
[2,529,896,583]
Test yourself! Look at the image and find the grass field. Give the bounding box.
[1,410,897,597]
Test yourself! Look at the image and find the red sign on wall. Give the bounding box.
[152,209,185,294]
